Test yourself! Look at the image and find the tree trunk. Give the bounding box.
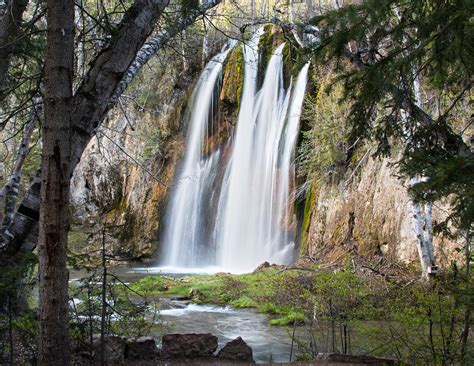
[0,96,41,228]
[38,0,74,364]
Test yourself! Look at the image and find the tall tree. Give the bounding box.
[14,0,220,363]
[38,0,75,363]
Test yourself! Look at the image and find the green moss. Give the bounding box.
[130,268,314,326]
[297,76,351,184]
[257,25,275,88]
[132,275,171,293]
[259,302,291,315]
[230,296,257,308]
[220,45,244,108]
[300,182,318,255]
[269,311,306,326]
[257,25,298,88]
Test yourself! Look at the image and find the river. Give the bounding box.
[70,266,311,364]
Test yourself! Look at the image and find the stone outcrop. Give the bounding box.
[302,155,460,267]
[69,25,461,270]
[69,69,191,262]
[217,337,254,362]
[162,333,218,358]
[69,37,238,263]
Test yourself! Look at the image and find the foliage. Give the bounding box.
[0,309,38,364]
[269,311,306,326]
[220,45,245,108]
[131,264,473,363]
[303,0,473,236]
[0,253,38,363]
[358,269,474,364]
[298,75,352,183]
[0,253,37,312]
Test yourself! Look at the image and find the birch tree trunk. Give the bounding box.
[410,64,435,280]
[393,6,435,280]
[38,0,74,363]
[0,98,41,231]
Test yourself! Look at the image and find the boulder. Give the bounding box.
[254,261,271,272]
[217,337,254,362]
[125,336,159,360]
[162,333,218,358]
[92,335,126,362]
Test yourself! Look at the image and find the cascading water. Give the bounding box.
[161,33,309,273]
[161,45,233,268]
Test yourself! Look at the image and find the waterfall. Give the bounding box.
[160,35,309,273]
[161,45,234,268]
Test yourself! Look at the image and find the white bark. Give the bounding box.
[394,5,435,279]
[0,96,41,240]
[201,18,210,68]
[110,0,222,107]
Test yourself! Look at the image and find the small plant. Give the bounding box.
[68,226,166,362]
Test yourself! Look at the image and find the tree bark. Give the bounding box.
[110,0,222,106]
[0,96,41,229]
[37,0,74,363]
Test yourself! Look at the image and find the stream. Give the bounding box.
[70,266,311,364]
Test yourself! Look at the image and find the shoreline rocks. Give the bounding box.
[83,333,395,365]
[217,336,254,362]
[162,333,218,359]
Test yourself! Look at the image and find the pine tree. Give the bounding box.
[305,0,473,238]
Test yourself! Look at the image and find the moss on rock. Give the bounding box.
[220,45,244,108]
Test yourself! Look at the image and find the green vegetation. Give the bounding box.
[303,0,473,237]
[132,264,473,363]
[220,45,245,108]
[269,311,306,326]
[298,74,353,184]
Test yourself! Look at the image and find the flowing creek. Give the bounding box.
[70,266,310,364]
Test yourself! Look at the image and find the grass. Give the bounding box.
[269,311,306,326]
[130,267,306,325]
[73,262,474,364]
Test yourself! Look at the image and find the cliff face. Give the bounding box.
[69,46,199,261]
[70,95,187,260]
[302,155,460,268]
[70,26,461,269]
[69,36,235,262]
